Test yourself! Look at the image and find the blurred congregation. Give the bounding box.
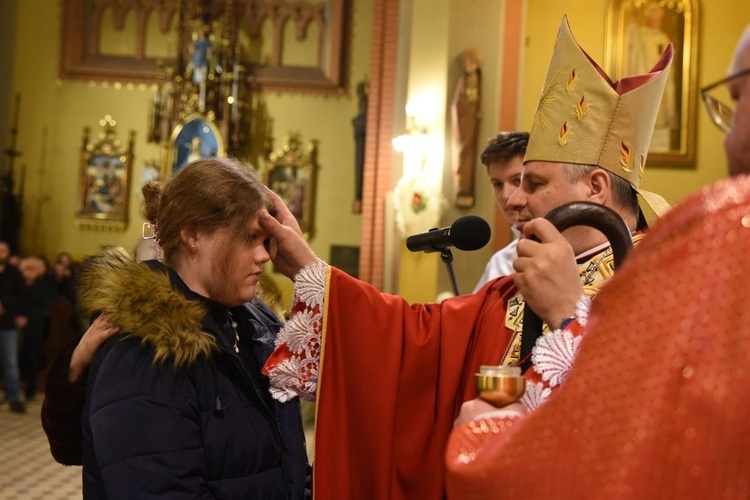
[0,246,81,413]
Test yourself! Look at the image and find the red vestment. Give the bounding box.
[445,175,750,498]
[314,270,516,499]
[264,242,624,499]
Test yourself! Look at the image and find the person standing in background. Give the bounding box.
[18,256,55,401]
[473,132,528,292]
[0,240,27,413]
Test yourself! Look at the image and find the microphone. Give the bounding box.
[406,215,491,253]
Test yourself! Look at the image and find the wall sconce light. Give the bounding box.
[392,97,432,178]
[392,115,430,158]
[391,99,443,238]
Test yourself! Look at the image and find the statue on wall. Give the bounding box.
[190,26,213,86]
[451,48,483,208]
[351,80,369,213]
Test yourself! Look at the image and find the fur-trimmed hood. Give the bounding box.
[76,247,218,367]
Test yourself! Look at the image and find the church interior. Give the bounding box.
[1,0,749,497]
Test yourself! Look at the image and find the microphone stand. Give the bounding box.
[440,248,460,296]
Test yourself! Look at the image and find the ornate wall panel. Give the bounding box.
[60,0,352,95]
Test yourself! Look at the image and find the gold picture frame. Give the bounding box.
[263,133,319,239]
[164,114,225,178]
[605,0,699,166]
[75,116,135,231]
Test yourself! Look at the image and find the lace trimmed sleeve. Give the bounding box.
[264,260,329,402]
[519,294,591,412]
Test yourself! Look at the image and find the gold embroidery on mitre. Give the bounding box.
[524,16,673,221]
[639,155,646,176]
[557,122,570,146]
[575,95,588,120]
[620,141,633,173]
[565,69,577,92]
[532,72,559,133]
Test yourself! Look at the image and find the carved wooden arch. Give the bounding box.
[86,0,177,61]
[60,0,351,95]
[243,1,327,67]
[61,0,178,81]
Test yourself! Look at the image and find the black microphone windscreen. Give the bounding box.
[451,215,491,251]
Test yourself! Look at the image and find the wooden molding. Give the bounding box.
[60,0,351,96]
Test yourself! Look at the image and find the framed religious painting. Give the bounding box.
[164,114,225,177]
[605,0,700,166]
[75,116,135,230]
[263,133,319,239]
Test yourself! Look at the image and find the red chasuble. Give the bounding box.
[445,176,750,498]
[313,270,518,499]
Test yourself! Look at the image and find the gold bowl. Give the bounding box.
[475,365,526,408]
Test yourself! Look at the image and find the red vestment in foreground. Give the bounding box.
[446,175,750,498]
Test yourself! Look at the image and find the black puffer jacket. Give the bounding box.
[78,251,308,499]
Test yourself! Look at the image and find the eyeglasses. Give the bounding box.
[701,67,750,133]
